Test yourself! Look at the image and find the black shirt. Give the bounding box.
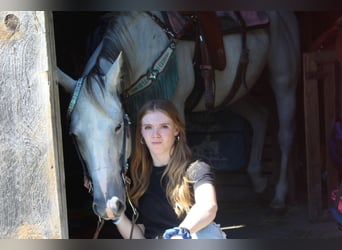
[138,160,215,238]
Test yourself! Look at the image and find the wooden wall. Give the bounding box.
[0,11,67,238]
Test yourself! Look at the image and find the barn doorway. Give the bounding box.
[53,11,122,238]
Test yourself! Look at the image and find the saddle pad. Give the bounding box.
[217,11,269,31]
[167,11,269,40]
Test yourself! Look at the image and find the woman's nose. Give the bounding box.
[152,128,160,137]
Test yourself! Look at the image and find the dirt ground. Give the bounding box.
[216,199,342,239]
[214,171,342,239]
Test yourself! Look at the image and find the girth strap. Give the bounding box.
[196,11,226,71]
[214,12,249,110]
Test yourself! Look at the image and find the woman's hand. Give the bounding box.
[111,213,145,239]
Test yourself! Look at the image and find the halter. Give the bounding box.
[67,76,131,181]
[67,77,92,188]
[67,76,84,121]
[67,75,138,238]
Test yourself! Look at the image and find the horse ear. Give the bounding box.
[56,67,76,94]
[105,51,123,94]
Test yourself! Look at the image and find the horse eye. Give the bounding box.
[114,124,122,133]
[69,130,77,138]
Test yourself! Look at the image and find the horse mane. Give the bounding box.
[85,11,178,122]
[83,12,132,114]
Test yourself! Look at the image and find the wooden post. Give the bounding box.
[322,62,339,195]
[303,50,340,222]
[303,52,323,221]
[0,11,68,238]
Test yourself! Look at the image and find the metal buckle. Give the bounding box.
[147,69,159,80]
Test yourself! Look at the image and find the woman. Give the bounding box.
[112,99,226,239]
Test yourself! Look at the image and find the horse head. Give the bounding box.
[57,52,131,220]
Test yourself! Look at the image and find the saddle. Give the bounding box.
[310,16,342,61]
[164,11,269,111]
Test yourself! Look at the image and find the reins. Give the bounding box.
[121,113,140,239]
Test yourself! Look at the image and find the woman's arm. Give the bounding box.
[178,182,218,234]
[115,213,146,239]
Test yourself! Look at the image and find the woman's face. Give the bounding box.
[141,110,179,164]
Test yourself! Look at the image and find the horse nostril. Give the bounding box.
[117,200,125,213]
[107,197,126,215]
[113,199,125,214]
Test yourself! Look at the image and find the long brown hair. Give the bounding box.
[129,99,193,217]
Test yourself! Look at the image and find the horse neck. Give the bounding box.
[117,12,171,84]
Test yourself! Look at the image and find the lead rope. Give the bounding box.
[122,173,139,239]
[93,218,105,239]
[121,114,140,239]
[91,172,138,239]
[91,176,138,239]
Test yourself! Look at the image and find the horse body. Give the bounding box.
[57,11,300,219]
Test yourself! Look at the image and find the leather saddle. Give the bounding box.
[164,11,269,111]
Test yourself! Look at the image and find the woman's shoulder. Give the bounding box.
[186,159,213,180]
[188,159,211,170]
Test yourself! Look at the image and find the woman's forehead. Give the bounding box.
[141,110,172,124]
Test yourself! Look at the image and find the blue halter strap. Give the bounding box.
[67,77,85,121]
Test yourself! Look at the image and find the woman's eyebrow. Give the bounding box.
[142,121,171,125]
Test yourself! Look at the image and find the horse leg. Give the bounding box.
[229,94,269,194]
[268,79,297,211]
[266,11,300,211]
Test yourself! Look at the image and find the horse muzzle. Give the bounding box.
[92,196,126,220]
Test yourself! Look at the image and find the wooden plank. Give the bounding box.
[0,11,67,238]
[322,62,339,197]
[339,64,342,123]
[303,50,342,221]
[303,52,323,221]
[45,11,69,238]
[335,63,342,175]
